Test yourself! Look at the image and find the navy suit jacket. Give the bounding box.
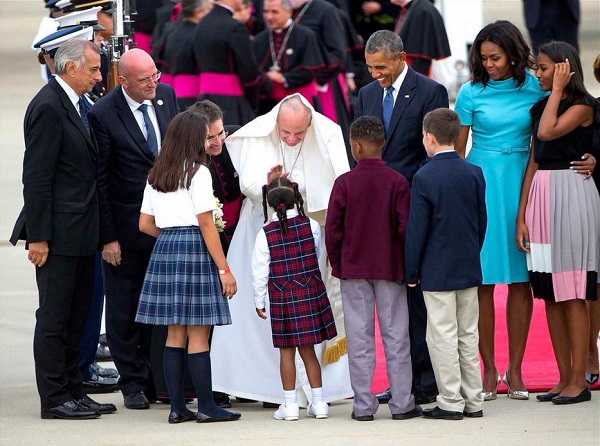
[11,79,100,256]
[88,83,179,252]
[405,152,487,291]
[523,0,579,29]
[355,66,449,183]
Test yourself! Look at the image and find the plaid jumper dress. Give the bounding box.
[264,216,337,348]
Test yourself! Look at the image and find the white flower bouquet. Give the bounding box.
[213,197,226,233]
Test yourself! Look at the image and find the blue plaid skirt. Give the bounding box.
[135,226,232,326]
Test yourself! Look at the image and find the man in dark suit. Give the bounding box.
[11,38,116,420]
[354,29,448,405]
[522,0,579,54]
[88,48,179,410]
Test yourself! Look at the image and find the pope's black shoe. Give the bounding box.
[421,406,463,420]
[41,399,101,420]
[124,391,150,410]
[376,389,392,404]
[77,395,117,414]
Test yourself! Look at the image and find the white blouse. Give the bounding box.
[140,165,216,228]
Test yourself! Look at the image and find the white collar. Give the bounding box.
[121,87,152,109]
[271,208,299,220]
[55,75,80,108]
[390,62,408,92]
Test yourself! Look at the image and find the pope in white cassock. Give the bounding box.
[210,94,353,406]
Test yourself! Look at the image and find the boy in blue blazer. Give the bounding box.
[405,108,487,420]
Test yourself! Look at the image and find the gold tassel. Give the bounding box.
[323,336,347,365]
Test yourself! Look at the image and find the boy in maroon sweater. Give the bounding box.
[325,116,418,421]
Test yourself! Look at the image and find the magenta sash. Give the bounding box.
[222,195,244,227]
[134,32,152,55]
[173,74,200,98]
[199,73,243,96]
[160,73,175,87]
[271,81,318,106]
[317,83,338,122]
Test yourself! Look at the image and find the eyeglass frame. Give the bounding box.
[131,70,162,85]
[207,128,228,143]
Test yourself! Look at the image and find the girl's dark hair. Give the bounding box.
[262,177,305,233]
[538,41,591,105]
[148,111,209,192]
[469,20,534,88]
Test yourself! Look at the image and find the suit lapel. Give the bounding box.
[152,89,170,138]
[114,86,155,159]
[388,67,417,140]
[51,80,97,153]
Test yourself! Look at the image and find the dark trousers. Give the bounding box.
[407,284,437,395]
[527,1,579,54]
[103,248,154,397]
[78,252,104,380]
[34,254,95,408]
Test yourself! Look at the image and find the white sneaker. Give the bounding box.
[273,403,299,421]
[307,401,329,419]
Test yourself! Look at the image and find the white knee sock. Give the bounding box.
[284,390,297,406]
[311,387,324,404]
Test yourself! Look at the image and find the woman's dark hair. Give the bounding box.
[538,41,590,105]
[469,20,534,88]
[262,177,305,233]
[148,111,209,192]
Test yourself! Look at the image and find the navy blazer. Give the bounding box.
[355,66,449,183]
[11,79,100,256]
[405,152,487,291]
[88,83,179,251]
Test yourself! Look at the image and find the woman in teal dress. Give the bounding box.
[454,21,595,400]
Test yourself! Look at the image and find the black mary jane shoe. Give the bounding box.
[536,392,560,402]
[551,387,592,405]
[196,411,241,423]
[168,412,196,424]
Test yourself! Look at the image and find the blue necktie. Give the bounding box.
[138,103,158,155]
[382,86,395,134]
[78,96,91,135]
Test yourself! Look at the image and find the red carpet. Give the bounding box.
[372,285,600,394]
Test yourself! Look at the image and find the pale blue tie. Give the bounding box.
[138,104,158,155]
[382,86,395,134]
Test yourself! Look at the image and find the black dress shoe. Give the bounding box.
[392,405,422,420]
[376,389,392,404]
[536,392,560,402]
[213,391,232,408]
[421,406,463,420]
[551,387,592,405]
[77,395,117,414]
[124,391,150,410]
[463,410,483,418]
[236,397,257,403]
[168,411,196,424]
[414,389,438,405]
[262,401,279,409]
[351,411,374,421]
[196,411,241,423]
[41,399,101,420]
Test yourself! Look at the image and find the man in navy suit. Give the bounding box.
[354,29,448,405]
[522,0,579,54]
[405,108,487,420]
[11,39,113,419]
[88,48,179,410]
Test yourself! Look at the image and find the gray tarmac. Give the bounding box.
[0,1,599,445]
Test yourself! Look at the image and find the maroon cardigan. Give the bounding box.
[325,158,410,281]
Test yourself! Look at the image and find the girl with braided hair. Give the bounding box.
[252,177,337,421]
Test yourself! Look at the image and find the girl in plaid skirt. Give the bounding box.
[136,111,241,424]
[252,178,337,421]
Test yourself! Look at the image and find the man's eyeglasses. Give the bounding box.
[207,128,228,142]
[135,71,162,85]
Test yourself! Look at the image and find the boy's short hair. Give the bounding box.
[350,116,385,147]
[423,108,461,146]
